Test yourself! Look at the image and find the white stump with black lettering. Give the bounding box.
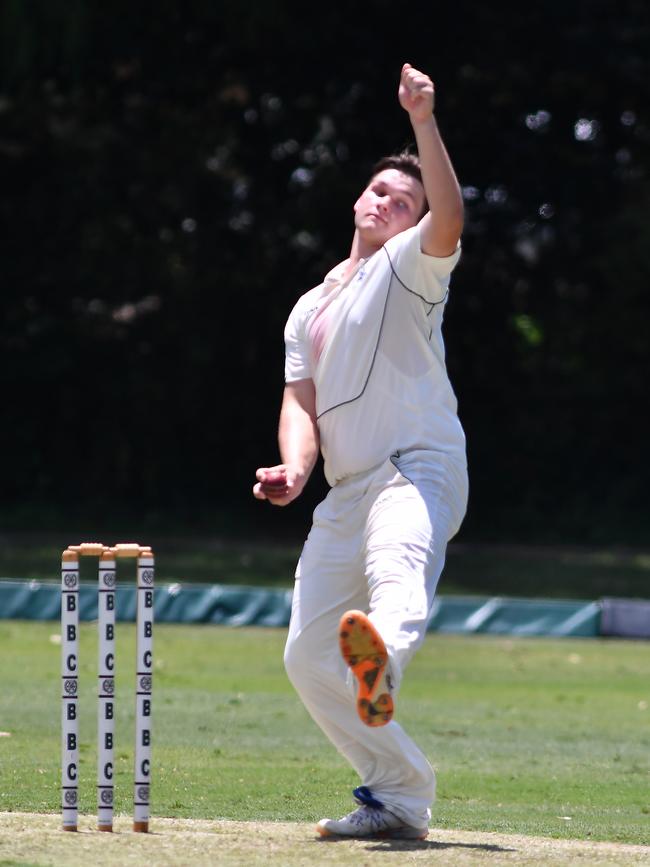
[61,549,80,831]
[134,549,154,832]
[97,548,116,831]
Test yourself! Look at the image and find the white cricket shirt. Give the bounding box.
[284,223,466,486]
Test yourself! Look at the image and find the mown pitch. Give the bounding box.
[1,813,649,867]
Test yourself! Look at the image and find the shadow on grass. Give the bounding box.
[317,837,515,854]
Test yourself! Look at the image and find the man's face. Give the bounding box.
[353,169,426,245]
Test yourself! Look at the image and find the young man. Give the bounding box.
[254,63,468,839]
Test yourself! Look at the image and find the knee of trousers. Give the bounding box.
[284,628,338,693]
[283,630,315,690]
[424,762,437,801]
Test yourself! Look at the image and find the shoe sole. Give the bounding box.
[339,610,393,727]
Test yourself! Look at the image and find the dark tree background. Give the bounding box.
[1,1,648,544]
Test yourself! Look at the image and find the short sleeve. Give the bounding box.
[284,302,312,382]
[383,224,461,304]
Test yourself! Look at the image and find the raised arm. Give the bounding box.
[398,63,464,257]
[253,378,320,507]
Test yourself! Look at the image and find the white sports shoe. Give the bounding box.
[316,805,428,840]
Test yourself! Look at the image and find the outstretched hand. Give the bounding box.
[398,63,435,124]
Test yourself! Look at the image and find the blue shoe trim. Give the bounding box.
[353,786,384,809]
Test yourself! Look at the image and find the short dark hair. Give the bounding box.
[369,152,428,219]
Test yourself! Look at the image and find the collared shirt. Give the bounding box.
[284,223,465,486]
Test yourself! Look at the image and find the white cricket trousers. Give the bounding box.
[284,451,468,829]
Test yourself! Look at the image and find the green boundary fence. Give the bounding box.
[2,580,648,638]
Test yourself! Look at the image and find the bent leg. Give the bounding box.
[285,606,436,828]
[284,476,439,828]
[354,458,466,820]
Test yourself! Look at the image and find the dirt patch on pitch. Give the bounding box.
[0,813,648,866]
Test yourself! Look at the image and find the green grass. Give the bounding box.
[1,532,650,598]
[0,862,42,867]
[0,621,648,845]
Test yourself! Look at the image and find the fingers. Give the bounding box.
[253,481,267,500]
[253,483,292,506]
[254,466,291,504]
[399,62,435,121]
[401,63,433,95]
[257,467,287,486]
[256,466,288,494]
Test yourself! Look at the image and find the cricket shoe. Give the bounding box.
[316,805,428,840]
[339,609,394,726]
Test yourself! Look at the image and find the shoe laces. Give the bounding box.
[346,805,390,832]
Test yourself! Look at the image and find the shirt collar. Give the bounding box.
[324,257,367,285]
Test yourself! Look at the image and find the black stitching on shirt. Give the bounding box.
[315,270,392,420]
[382,244,449,315]
[315,241,448,420]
